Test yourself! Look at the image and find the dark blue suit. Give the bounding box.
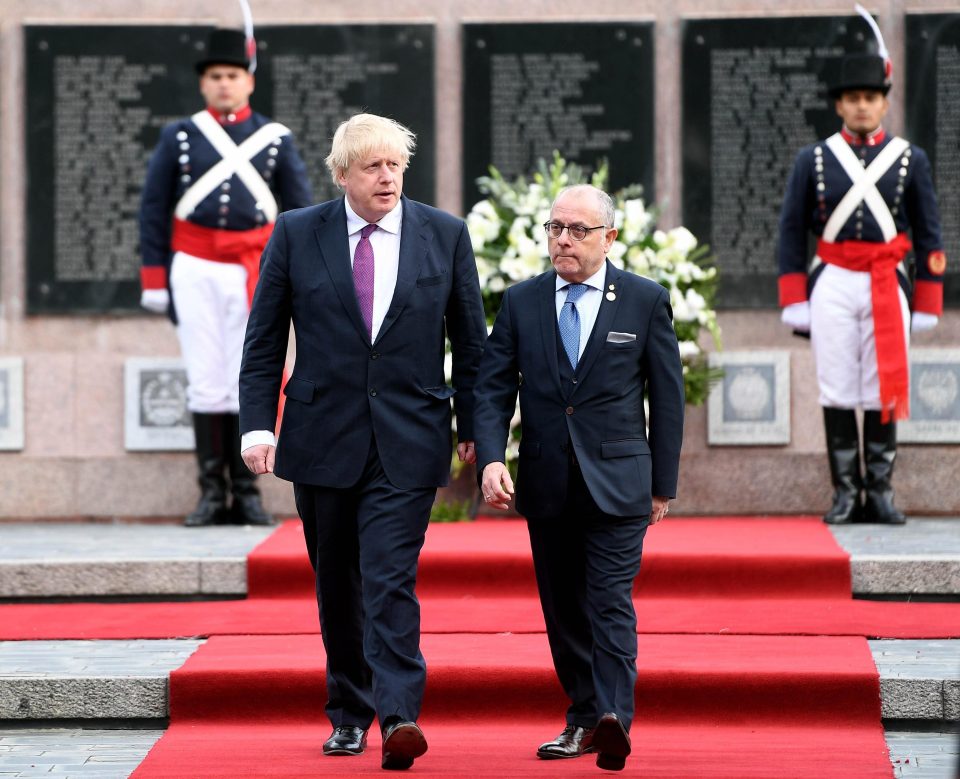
[473,261,684,729]
[239,194,486,729]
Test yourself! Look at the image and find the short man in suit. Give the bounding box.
[474,184,684,772]
[239,113,487,770]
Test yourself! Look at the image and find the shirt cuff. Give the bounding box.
[241,430,277,452]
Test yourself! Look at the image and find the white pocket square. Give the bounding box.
[606,331,637,343]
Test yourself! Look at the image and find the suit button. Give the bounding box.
[571,378,578,384]
[370,352,380,360]
[566,406,574,415]
[369,389,377,397]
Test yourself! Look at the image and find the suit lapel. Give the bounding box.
[538,271,563,396]
[375,196,428,346]
[572,261,623,390]
[313,198,369,343]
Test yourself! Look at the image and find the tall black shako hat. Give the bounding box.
[829,4,892,98]
[195,29,250,74]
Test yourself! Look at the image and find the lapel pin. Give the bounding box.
[608,284,615,290]
[606,291,617,301]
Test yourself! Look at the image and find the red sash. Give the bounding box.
[816,234,912,422]
[171,218,273,305]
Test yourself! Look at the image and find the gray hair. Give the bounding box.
[552,184,615,227]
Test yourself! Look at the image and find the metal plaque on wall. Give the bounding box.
[25,25,209,314]
[462,23,654,215]
[255,25,435,206]
[682,16,870,308]
[26,24,435,315]
[905,14,960,308]
[708,350,791,445]
[899,349,960,443]
[124,357,194,451]
[0,358,25,451]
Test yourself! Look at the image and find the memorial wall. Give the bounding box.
[1,1,958,518]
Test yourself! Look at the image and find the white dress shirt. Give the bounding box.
[241,196,404,453]
[555,264,606,362]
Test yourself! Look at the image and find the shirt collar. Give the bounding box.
[555,262,607,293]
[206,105,252,125]
[344,196,403,236]
[840,124,886,146]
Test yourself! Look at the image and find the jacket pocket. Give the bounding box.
[417,273,446,287]
[601,438,650,458]
[283,376,317,403]
[423,384,456,399]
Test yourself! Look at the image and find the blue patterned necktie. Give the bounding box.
[559,283,589,369]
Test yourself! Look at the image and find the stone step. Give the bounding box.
[0,520,958,599]
[0,639,956,724]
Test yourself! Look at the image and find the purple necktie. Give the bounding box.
[353,223,376,339]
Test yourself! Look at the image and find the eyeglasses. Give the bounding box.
[543,221,607,241]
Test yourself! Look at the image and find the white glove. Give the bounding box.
[140,288,170,314]
[911,312,939,333]
[781,301,811,332]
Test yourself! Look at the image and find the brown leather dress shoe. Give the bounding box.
[593,713,631,771]
[322,725,367,756]
[536,724,596,759]
[381,720,428,770]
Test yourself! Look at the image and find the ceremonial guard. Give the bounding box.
[139,26,313,526]
[777,7,945,525]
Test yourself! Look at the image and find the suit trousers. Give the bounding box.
[293,435,435,731]
[526,456,648,731]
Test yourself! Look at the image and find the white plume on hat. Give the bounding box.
[854,4,892,85]
[238,0,257,73]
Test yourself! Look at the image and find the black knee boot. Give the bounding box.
[862,410,907,524]
[224,414,275,526]
[822,408,863,525]
[185,413,228,527]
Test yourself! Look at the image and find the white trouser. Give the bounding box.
[169,251,249,414]
[809,263,910,410]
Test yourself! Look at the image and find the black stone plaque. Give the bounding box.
[683,17,871,308]
[255,25,435,206]
[906,14,960,308]
[462,23,654,214]
[26,24,434,315]
[26,25,209,314]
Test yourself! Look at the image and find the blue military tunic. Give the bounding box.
[139,106,312,319]
[777,128,945,314]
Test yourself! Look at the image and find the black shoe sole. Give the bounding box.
[537,747,595,760]
[322,747,364,756]
[593,717,630,772]
[382,723,427,770]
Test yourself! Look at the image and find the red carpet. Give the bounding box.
[132,633,893,777]
[1,517,958,640]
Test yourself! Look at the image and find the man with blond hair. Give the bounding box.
[239,113,486,770]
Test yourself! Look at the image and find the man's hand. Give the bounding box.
[650,496,670,525]
[242,444,275,475]
[781,301,810,332]
[140,288,170,314]
[481,462,514,510]
[457,441,476,464]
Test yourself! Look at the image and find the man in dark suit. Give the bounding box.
[239,113,486,770]
[474,184,684,772]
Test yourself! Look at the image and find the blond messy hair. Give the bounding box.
[324,113,417,186]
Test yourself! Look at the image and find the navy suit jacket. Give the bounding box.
[474,262,684,518]
[239,195,487,490]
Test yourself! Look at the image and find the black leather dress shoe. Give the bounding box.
[322,726,367,756]
[593,713,631,771]
[536,724,595,759]
[381,720,428,770]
